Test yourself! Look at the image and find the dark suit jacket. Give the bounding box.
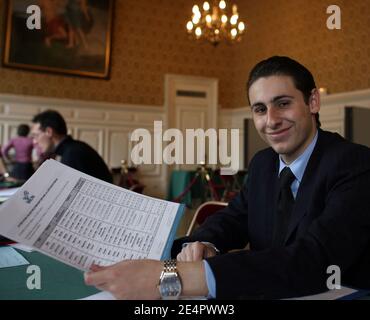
[172,129,370,299]
[55,136,113,183]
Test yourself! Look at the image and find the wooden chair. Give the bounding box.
[186,201,228,236]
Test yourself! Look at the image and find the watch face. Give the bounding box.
[160,274,182,299]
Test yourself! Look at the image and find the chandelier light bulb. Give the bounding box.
[186,1,246,45]
[195,27,202,37]
[193,10,201,18]
[192,15,200,24]
[187,21,194,31]
[230,15,238,25]
[238,21,245,31]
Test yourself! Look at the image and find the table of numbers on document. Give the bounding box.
[33,178,169,270]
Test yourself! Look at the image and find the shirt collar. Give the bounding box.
[279,130,318,183]
[54,135,71,155]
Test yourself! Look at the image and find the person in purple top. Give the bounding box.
[2,124,35,181]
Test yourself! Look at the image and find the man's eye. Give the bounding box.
[278,101,290,107]
[254,106,266,114]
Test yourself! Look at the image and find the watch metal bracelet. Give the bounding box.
[163,259,177,273]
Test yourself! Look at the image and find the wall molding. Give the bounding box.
[320,88,370,107]
[0,93,164,113]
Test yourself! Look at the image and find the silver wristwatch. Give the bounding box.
[158,259,182,300]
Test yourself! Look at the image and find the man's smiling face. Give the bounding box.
[249,75,320,164]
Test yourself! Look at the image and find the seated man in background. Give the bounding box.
[84,56,370,300]
[31,110,112,183]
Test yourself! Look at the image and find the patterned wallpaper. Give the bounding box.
[232,0,370,107]
[0,0,237,108]
[0,0,369,109]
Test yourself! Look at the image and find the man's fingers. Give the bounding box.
[90,264,106,272]
[204,249,215,258]
[84,268,112,286]
[95,284,110,291]
[177,252,185,261]
[176,242,208,262]
[191,243,206,260]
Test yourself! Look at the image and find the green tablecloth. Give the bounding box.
[0,181,23,189]
[167,170,206,206]
[0,249,99,300]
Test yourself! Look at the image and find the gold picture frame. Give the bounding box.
[3,0,114,79]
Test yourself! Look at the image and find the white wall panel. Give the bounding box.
[75,127,104,156]
[0,93,166,198]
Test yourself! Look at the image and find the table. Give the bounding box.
[0,180,23,190]
[0,248,99,300]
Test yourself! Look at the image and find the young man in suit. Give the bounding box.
[84,56,370,299]
[31,110,113,183]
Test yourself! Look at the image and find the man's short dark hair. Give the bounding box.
[32,110,68,135]
[17,124,30,137]
[247,56,321,128]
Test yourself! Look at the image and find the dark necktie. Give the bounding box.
[273,166,296,247]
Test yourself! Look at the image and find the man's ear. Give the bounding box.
[309,88,321,115]
[44,127,54,137]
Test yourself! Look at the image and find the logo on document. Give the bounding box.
[23,191,35,204]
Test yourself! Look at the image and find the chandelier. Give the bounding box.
[186,1,245,46]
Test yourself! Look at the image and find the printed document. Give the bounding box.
[0,160,184,271]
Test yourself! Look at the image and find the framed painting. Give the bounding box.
[3,0,114,78]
